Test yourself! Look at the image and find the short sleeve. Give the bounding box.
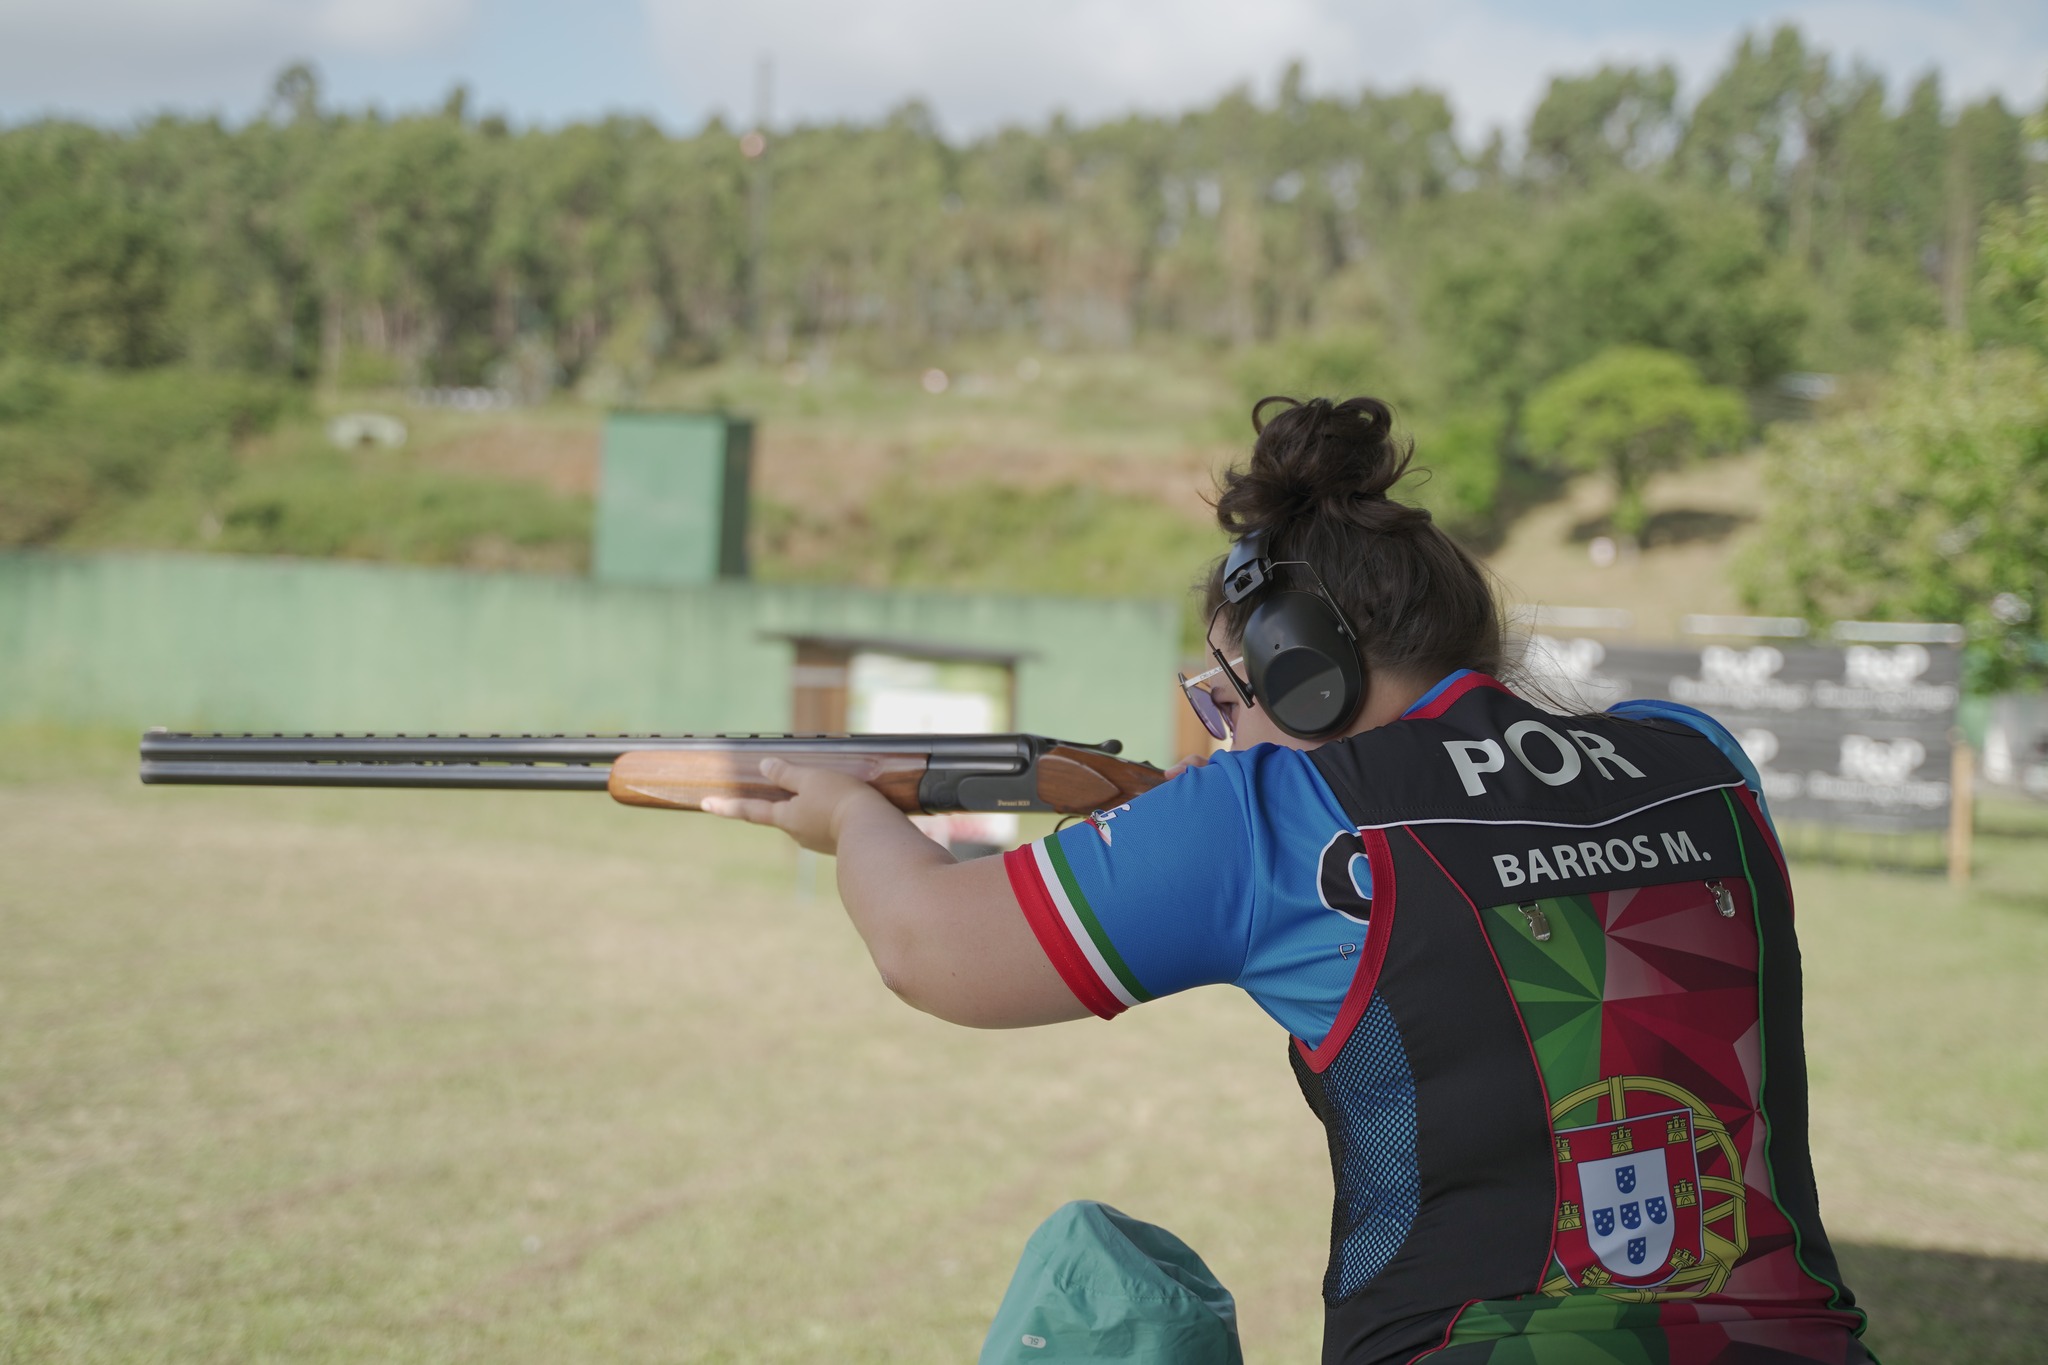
[1003,756,1258,1019]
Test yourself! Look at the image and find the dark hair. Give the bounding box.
[1205,395,1504,686]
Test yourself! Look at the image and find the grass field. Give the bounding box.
[4,731,2046,1362]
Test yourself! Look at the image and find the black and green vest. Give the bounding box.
[1295,674,1871,1364]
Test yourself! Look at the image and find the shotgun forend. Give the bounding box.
[138,730,1168,816]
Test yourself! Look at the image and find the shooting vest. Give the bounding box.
[1295,675,1869,1364]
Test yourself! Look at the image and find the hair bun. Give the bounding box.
[1215,395,1426,543]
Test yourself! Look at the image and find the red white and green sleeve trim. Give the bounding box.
[1003,838,1154,1020]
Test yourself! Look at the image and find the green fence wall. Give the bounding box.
[0,553,1179,763]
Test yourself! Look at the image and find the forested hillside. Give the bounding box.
[3,27,2034,395]
[0,24,2043,653]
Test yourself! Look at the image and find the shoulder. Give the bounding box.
[1009,743,1346,1019]
[1056,743,1348,887]
[1606,697,1738,743]
[1607,697,1774,829]
[1603,698,1756,780]
[1138,743,1328,813]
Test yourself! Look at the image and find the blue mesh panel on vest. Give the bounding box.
[1320,992,1420,1302]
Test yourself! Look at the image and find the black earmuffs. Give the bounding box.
[1211,531,1365,740]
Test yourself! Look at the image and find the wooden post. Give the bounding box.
[1948,739,1975,889]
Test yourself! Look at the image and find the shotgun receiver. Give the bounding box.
[139,730,1166,815]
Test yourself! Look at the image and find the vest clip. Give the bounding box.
[1707,879,1736,918]
[1517,901,1552,942]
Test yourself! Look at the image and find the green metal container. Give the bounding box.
[594,411,752,586]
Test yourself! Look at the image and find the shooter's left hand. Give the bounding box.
[700,757,897,856]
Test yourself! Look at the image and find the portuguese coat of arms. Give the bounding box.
[1553,1107,1706,1289]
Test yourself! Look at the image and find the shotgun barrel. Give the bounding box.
[138,730,1165,815]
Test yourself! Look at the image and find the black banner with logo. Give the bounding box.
[1523,637,1961,832]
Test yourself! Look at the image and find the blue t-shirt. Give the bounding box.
[1002,671,1770,1046]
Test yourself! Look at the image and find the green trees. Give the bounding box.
[1523,347,1748,544]
[0,17,2036,590]
[0,129,176,367]
[1745,339,2048,687]
[1979,116,2048,350]
[300,110,493,385]
[1525,64,1680,188]
[0,26,2029,394]
[1745,111,2048,686]
[1425,182,1800,420]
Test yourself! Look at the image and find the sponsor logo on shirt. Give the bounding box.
[1084,803,1131,847]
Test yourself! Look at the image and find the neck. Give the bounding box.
[1339,670,1433,739]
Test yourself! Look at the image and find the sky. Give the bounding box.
[0,0,2042,142]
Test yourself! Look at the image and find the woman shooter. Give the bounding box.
[704,396,1872,1365]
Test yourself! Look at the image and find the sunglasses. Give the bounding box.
[1178,655,1247,742]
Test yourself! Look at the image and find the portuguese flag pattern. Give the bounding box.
[1439,842,1865,1359]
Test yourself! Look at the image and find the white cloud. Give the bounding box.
[1784,0,2048,109]
[645,0,1468,135]
[641,0,2046,141]
[312,0,475,54]
[0,0,476,118]
[0,0,2038,132]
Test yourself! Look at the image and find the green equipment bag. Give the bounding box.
[979,1201,1244,1365]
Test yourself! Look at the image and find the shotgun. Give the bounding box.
[138,730,1166,815]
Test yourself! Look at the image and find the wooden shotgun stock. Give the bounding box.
[606,742,1164,813]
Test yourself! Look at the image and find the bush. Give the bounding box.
[1523,345,1749,543]
[1978,117,2048,353]
[204,459,591,567]
[1744,337,2048,689]
[0,367,300,544]
[1404,408,1506,533]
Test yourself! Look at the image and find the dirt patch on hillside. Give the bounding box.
[408,413,1228,529]
[420,423,602,496]
[1484,451,1767,637]
[752,426,1226,526]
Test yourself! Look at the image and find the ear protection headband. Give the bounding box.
[1208,530,1365,740]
